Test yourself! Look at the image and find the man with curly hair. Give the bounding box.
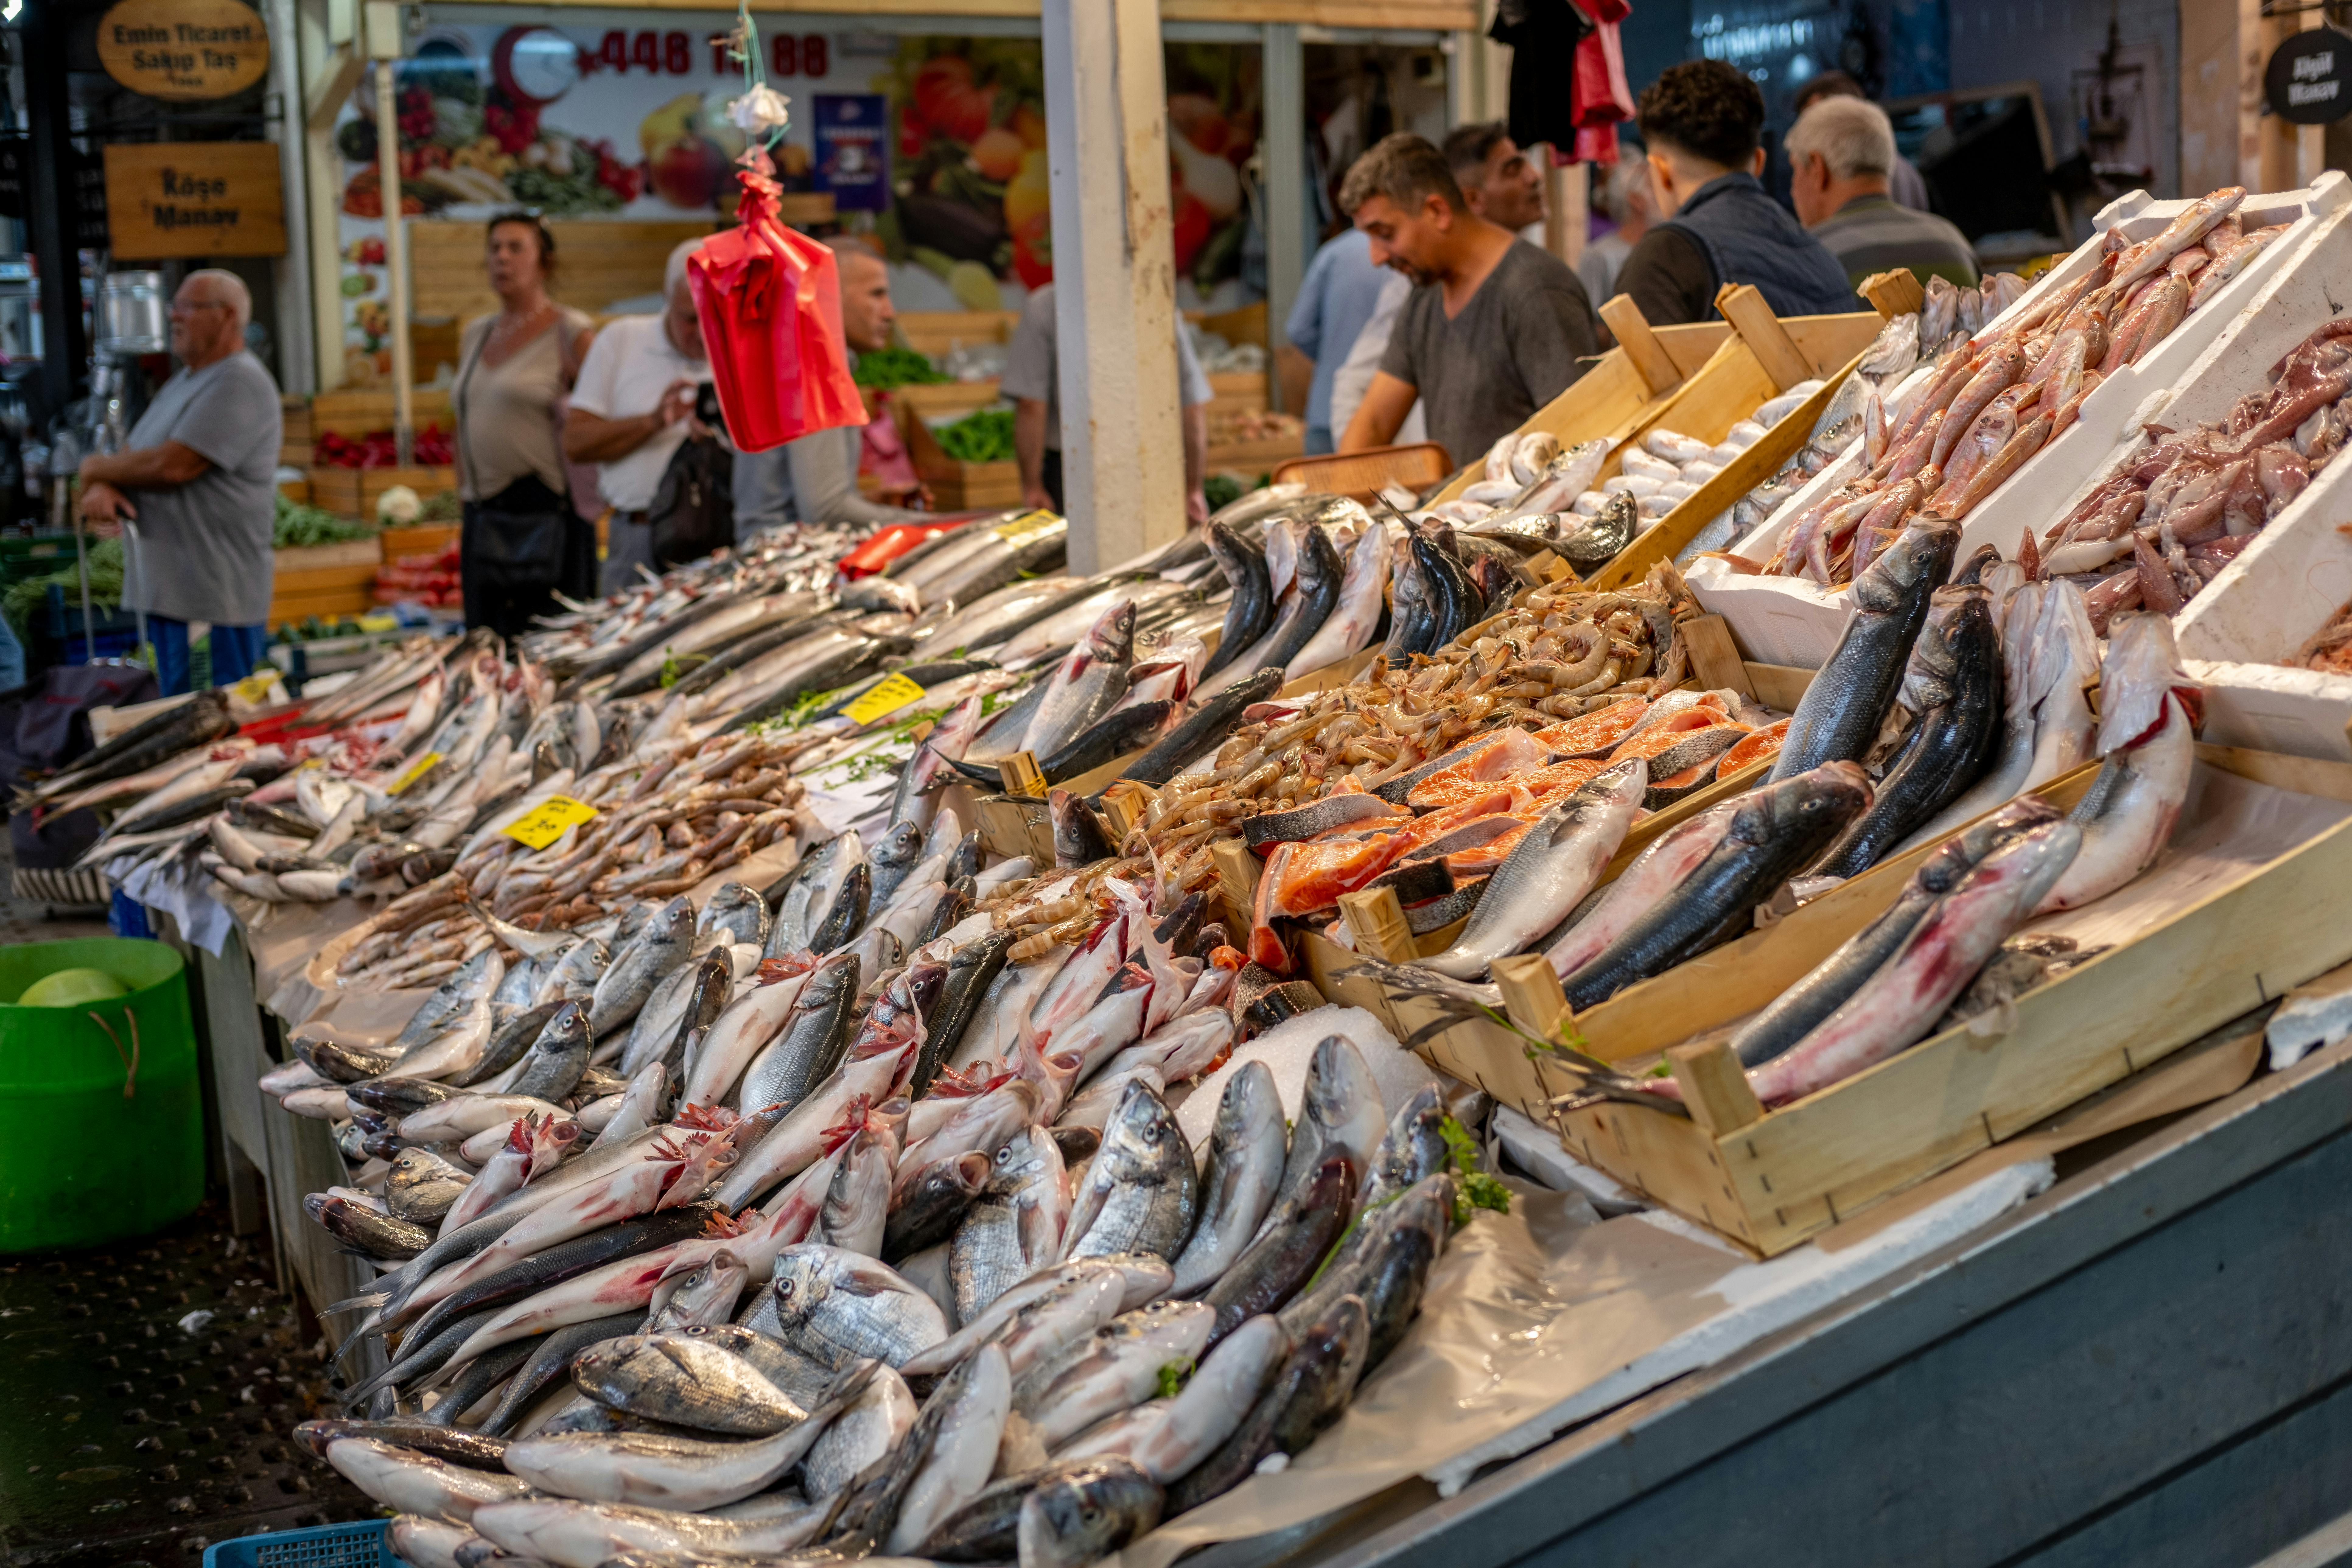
[1614,59,1858,326]
[1335,131,1601,468]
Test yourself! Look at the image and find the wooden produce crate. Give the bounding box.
[268,539,383,629]
[380,524,460,559]
[307,465,457,521]
[277,477,310,503]
[1206,369,1268,417]
[408,219,717,322]
[281,396,314,446]
[895,310,1017,363]
[898,382,1022,510]
[1317,745,2352,1256]
[309,388,454,439]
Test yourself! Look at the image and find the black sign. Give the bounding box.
[2267,26,2352,125]
[0,142,111,247]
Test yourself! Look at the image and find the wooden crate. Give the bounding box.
[309,388,454,439]
[277,477,309,504]
[380,524,459,559]
[1206,369,1268,417]
[281,397,314,445]
[268,548,380,629]
[895,310,1017,362]
[1581,304,1887,593]
[1206,431,1305,472]
[308,466,457,521]
[898,382,1021,509]
[1315,746,2352,1256]
[407,219,717,322]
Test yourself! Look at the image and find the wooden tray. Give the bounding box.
[1313,746,2352,1255]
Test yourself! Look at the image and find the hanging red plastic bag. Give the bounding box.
[686,160,868,453]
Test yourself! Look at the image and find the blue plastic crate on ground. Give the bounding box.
[202,1518,400,1568]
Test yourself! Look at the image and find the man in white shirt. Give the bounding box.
[564,238,711,593]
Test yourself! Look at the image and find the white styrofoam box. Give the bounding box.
[2186,660,2352,762]
[2158,303,2352,762]
[1691,173,2352,671]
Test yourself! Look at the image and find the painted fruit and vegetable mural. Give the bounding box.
[331,20,1261,373]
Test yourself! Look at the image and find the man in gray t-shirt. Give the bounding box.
[1002,283,1214,523]
[1336,133,1601,468]
[79,269,282,695]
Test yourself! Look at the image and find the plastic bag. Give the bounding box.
[686,162,868,453]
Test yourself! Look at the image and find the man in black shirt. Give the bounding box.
[1335,132,1602,468]
[1615,60,1858,325]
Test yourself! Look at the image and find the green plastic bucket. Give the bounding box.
[0,937,203,1252]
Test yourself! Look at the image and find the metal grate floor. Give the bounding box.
[0,1203,381,1567]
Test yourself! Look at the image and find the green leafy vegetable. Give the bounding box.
[4,536,124,637]
[273,493,376,548]
[933,408,1016,464]
[1440,1115,1511,1224]
[854,346,948,390]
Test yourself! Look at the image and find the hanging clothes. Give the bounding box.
[1489,0,1591,154]
[1568,0,1635,166]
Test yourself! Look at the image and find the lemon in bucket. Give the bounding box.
[17,967,130,1007]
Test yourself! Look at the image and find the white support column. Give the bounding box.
[1041,0,1185,574]
[1261,21,1305,407]
[264,0,315,394]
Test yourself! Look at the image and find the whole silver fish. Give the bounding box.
[1168,1061,1287,1296]
[533,937,608,1008]
[1012,1300,1216,1448]
[1422,760,1647,978]
[1262,1036,1385,1231]
[1744,821,2081,1106]
[587,896,695,1040]
[1064,1082,1198,1263]
[820,1129,894,1257]
[1017,1456,1166,1568]
[880,1343,1013,1554]
[1022,600,1135,759]
[503,1361,879,1511]
[385,949,504,1059]
[950,1125,1072,1321]
[768,1244,950,1369]
[572,1331,808,1435]
[799,1363,917,1502]
[696,882,771,950]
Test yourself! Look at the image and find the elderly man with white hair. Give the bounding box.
[1787,96,1978,292]
[77,267,282,695]
[565,236,713,592]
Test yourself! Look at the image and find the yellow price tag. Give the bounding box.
[230,670,278,704]
[388,750,442,796]
[359,612,399,633]
[502,795,599,850]
[993,509,1062,544]
[843,672,927,726]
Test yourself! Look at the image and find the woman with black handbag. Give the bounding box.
[452,210,597,638]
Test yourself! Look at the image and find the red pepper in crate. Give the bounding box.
[686,160,866,453]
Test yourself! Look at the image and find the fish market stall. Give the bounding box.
[67,401,2352,1568]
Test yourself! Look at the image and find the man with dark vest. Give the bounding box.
[1613,60,1858,326]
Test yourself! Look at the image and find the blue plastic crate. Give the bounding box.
[201,1518,401,1568]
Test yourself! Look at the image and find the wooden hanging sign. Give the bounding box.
[102,142,286,259]
[97,0,271,101]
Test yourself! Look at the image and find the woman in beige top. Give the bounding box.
[453,211,596,637]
